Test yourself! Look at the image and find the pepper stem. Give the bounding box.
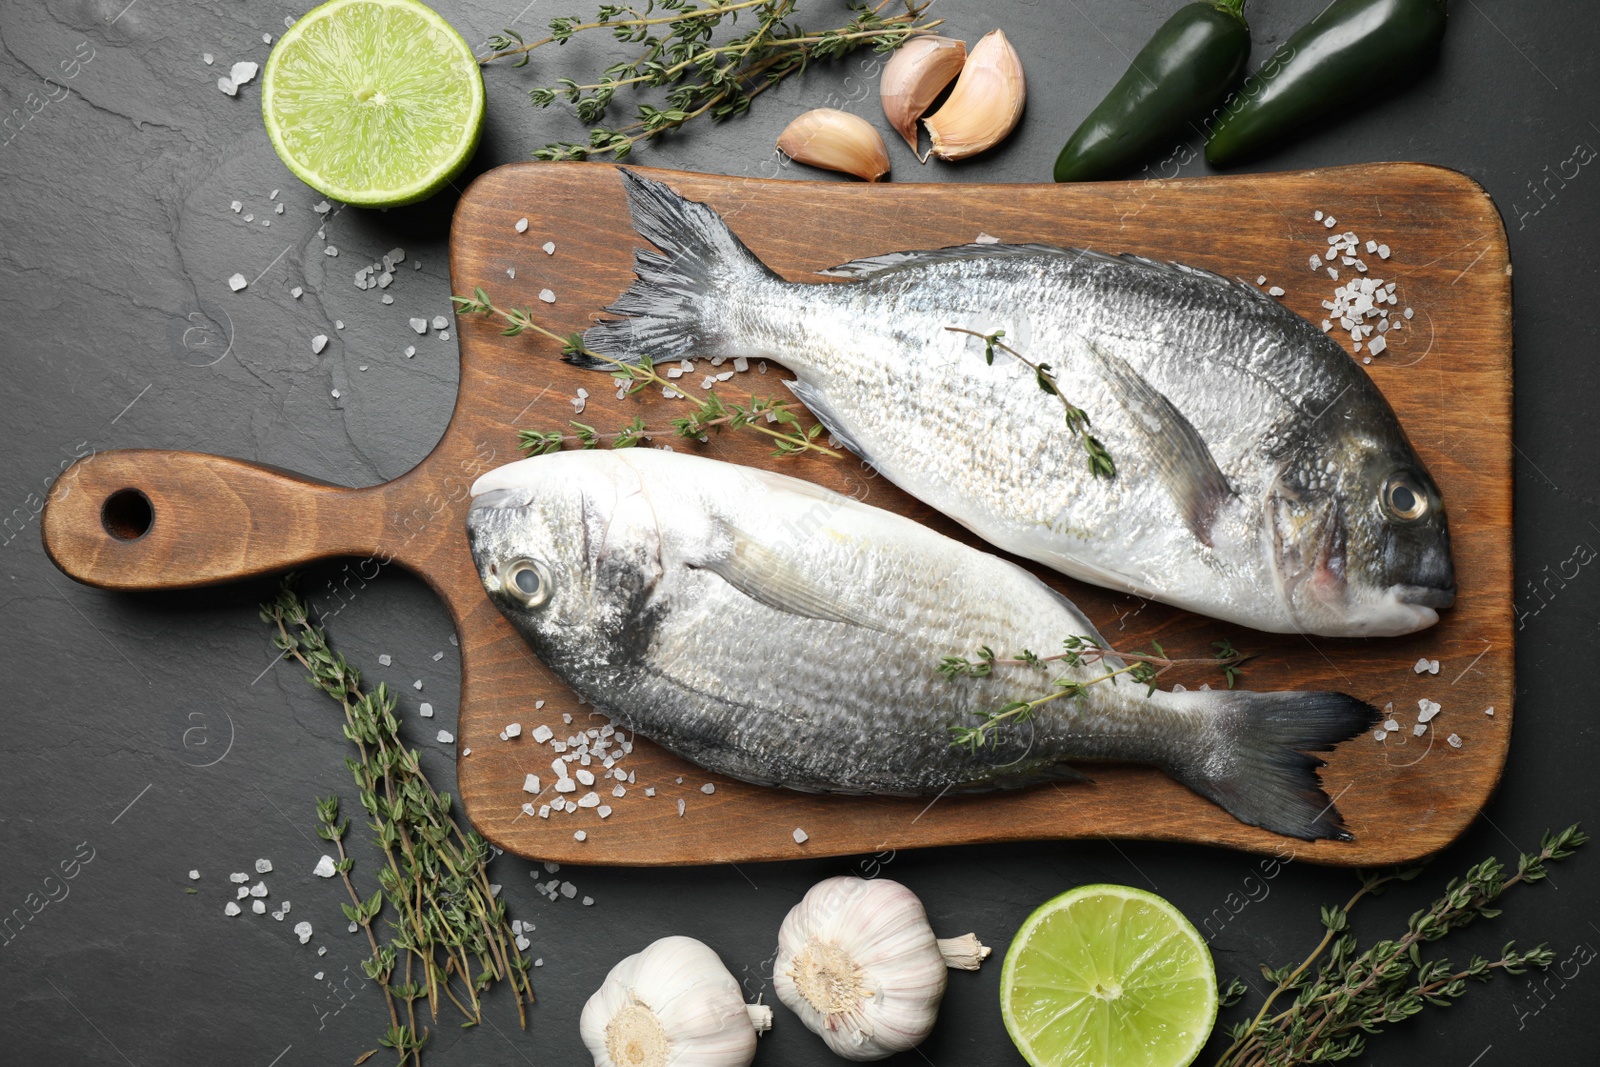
[1210,0,1248,20]
[937,933,992,970]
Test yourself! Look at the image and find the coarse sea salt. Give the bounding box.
[793,827,809,844]
[1447,733,1463,748]
[419,703,433,718]
[228,273,247,292]
[437,730,454,743]
[314,855,336,878]
[255,859,273,874]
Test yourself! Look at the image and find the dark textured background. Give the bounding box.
[2,1,1596,1064]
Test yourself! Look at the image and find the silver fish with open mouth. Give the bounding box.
[467,449,1376,841]
[575,170,1455,637]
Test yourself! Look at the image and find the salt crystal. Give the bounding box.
[701,783,715,794]
[230,872,248,883]
[576,768,595,786]
[677,798,686,817]
[1313,210,1324,221]
[217,77,238,96]
[203,53,215,65]
[404,345,415,357]
[437,730,454,743]
[314,201,331,214]
[573,831,587,842]
[515,934,531,950]
[244,213,254,222]
[1324,216,1336,228]
[542,241,556,255]
[251,900,267,914]
[410,317,428,334]
[1427,659,1440,674]
[793,827,809,844]
[1485,705,1495,716]
[413,680,423,690]
[555,778,576,793]
[1378,244,1391,259]
[348,922,358,933]
[539,289,556,304]
[532,724,554,743]
[1374,729,1387,741]
[1447,733,1463,748]
[974,232,1000,244]
[505,722,522,738]
[1268,286,1285,297]
[1413,657,1431,674]
[1385,719,1400,732]
[255,859,273,874]
[227,273,247,291]
[1404,307,1414,319]
[419,703,433,718]
[1310,255,1322,271]
[189,869,200,880]
[645,787,656,797]
[225,902,241,916]
[538,805,550,818]
[291,286,303,298]
[1256,275,1267,286]
[237,887,249,899]
[612,784,625,798]
[1413,723,1428,737]
[1327,267,1339,280]
[1368,336,1387,356]
[314,855,336,878]
[563,713,572,723]
[294,921,313,944]
[250,882,268,898]
[282,901,290,914]
[524,774,541,794]
[1417,699,1441,723]
[311,334,328,354]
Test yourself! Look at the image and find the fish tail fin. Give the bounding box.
[577,168,776,370]
[1171,690,1377,842]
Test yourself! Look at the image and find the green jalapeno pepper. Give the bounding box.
[1206,0,1449,166]
[1053,1,1250,183]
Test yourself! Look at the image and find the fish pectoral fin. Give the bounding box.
[1082,336,1235,546]
[699,524,893,633]
[783,378,872,464]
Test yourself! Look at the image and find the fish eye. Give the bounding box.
[505,558,553,607]
[1382,476,1428,522]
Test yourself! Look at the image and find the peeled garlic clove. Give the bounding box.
[880,35,967,153]
[774,876,987,1061]
[777,108,890,182]
[580,935,772,1067]
[923,28,1026,162]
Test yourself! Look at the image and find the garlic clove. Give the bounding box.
[580,935,767,1067]
[879,35,967,153]
[922,29,1026,163]
[777,108,891,182]
[774,876,984,1061]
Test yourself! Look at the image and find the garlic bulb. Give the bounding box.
[580,936,773,1067]
[879,35,966,152]
[774,877,989,1061]
[922,29,1026,162]
[777,108,891,182]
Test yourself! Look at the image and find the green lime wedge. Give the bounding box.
[1000,884,1218,1067]
[262,0,484,207]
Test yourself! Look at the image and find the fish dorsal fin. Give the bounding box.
[816,242,1088,279]
[699,523,891,633]
[1083,336,1235,546]
[817,243,1279,308]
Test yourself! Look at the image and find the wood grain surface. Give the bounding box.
[40,162,1513,867]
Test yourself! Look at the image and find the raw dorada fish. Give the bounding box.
[468,450,1376,841]
[577,170,1455,638]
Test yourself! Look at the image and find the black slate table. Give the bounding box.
[2,1,1596,1064]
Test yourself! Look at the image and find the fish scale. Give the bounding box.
[468,449,1375,840]
[580,170,1455,637]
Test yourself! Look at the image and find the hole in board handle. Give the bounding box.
[102,489,153,542]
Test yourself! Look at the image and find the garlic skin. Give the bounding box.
[922,29,1026,162]
[774,877,988,1061]
[580,936,773,1067]
[879,35,966,152]
[777,108,891,182]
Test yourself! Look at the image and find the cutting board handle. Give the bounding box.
[41,449,387,591]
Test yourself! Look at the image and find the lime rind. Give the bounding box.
[262,0,484,207]
[1001,884,1218,1067]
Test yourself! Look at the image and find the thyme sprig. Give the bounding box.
[262,581,535,1066]
[944,636,1247,753]
[1216,824,1588,1067]
[481,1,941,162]
[945,326,1116,479]
[453,287,840,458]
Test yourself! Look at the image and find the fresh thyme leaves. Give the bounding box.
[480,1,941,162]
[945,326,1116,479]
[262,580,534,1066]
[943,635,1248,752]
[1216,824,1588,1067]
[453,287,840,458]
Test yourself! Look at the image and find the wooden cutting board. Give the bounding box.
[41,162,1512,867]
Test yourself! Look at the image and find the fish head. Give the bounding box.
[1269,428,1454,637]
[466,453,667,663]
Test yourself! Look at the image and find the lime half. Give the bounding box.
[1000,884,1218,1067]
[262,0,484,207]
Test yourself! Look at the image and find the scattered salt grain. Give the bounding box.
[324,246,339,257]
[237,887,249,899]
[539,289,556,304]
[313,855,336,878]
[430,315,447,330]
[1485,706,1495,717]
[410,317,428,334]
[793,827,809,844]
[1313,210,1323,221]
[311,334,328,354]
[1384,718,1401,732]
[974,232,1000,244]
[505,722,522,739]
[1268,286,1285,297]
[555,778,576,793]
[1368,336,1387,357]
[1412,723,1428,737]
[677,798,686,817]
[1374,729,1387,741]
[578,792,600,809]
[378,654,392,666]
[1256,275,1267,286]
[189,869,200,880]
[404,345,416,357]
[1404,307,1414,319]
[330,389,341,400]
[1447,733,1463,748]
[515,217,529,233]
[1417,699,1441,723]
[583,896,595,906]
[317,946,326,956]
[225,902,241,916]
[227,273,247,292]
[573,830,587,843]
[576,768,595,786]
[250,882,268,898]
[230,872,249,883]
[313,971,324,981]
[291,286,303,298]
[413,679,423,690]
[524,774,541,793]
[295,921,314,944]
[419,703,433,718]
[542,241,556,255]
[203,53,215,65]
[701,783,715,794]
[1413,657,1430,674]
[532,724,553,743]
[314,201,331,214]
[255,859,273,874]
[1378,244,1391,259]
[217,76,239,96]
[1324,216,1337,228]
[437,730,454,743]
[252,900,267,914]
[645,787,656,797]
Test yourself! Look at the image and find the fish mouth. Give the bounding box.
[1392,583,1456,610]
